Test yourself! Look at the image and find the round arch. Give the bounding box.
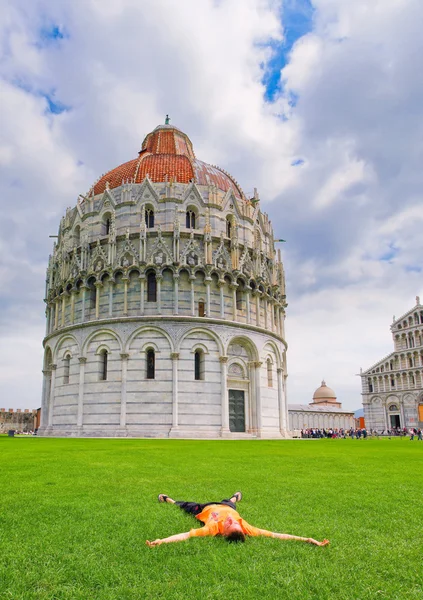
[125,325,174,354]
[178,326,224,356]
[82,328,123,356]
[225,335,259,362]
[53,334,80,363]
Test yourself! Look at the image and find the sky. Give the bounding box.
[0,0,422,412]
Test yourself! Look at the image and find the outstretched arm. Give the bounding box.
[255,528,329,546]
[146,531,191,547]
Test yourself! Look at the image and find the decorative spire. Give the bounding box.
[165,114,170,125]
[417,296,421,306]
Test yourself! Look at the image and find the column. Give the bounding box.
[40,370,51,428]
[173,275,179,315]
[70,290,76,324]
[219,281,225,319]
[255,292,260,327]
[77,357,86,427]
[157,275,162,313]
[231,284,237,321]
[139,275,145,315]
[254,361,263,436]
[263,297,268,330]
[123,278,129,315]
[120,353,129,427]
[171,353,179,430]
[383,402,389,431]
[54,297,59,330]
[47,364,57,427]
[61,293,66,327]
[220,356,230,434]
[277,367,287,434]
[246,289,251,324]
[270,299,274,331]
[81,286,87,322]
[400,401,405,428]
[205,278,211,317]
[109,279,114,317]
[190,276,195,316]
[95,282,102,319]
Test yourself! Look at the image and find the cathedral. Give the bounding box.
[39,120,288,438]
[361,297,423,431]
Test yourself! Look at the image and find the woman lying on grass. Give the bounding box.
[146,492,330,547]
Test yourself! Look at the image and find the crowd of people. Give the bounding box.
[300,427,423,440]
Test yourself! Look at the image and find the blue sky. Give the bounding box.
[0,0,422,411]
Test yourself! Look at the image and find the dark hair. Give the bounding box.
[225,530,246,543]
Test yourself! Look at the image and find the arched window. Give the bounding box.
[106,218,111,235]
[226,218,232,238]
[368,379,373,393]
[186,210,196,229]
[267,359,273,387]
[236,289,243,310]
[146,349,155,379]
[87,278,96,309]
[63,355,70,384]
[198,301,205,317]
[74,225,81,247]
[194,350,204,381]
[145,208,154,229]
[147,272,157,302]
[99,350,108,381]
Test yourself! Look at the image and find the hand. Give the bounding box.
[308,538,330,547]
[146,539,162,547]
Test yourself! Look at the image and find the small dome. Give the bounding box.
[313,380,337,401]
[89,121,245,200]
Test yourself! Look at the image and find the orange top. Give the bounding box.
[189,504,274,538]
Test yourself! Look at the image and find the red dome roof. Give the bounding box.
[90,123,245,199]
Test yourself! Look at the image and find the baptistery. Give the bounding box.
[39,120,288,438]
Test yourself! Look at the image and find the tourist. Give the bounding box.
[146,492,329,547]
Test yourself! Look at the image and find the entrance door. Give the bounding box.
[229,390,245,432]
[390,414,400,429]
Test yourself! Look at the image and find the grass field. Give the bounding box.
[0,436,422,600]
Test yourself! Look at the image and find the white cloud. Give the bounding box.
[0,0,422,412]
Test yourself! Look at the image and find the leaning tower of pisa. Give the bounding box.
[39,120,288,438]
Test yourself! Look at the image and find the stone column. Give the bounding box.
[157,275,162,313]
[263,296,268,330]
[54,297,59,330]
[70,290,76,324]
[109,279,114,317]
[41,370,51,428]
[123,277,129,315]
[120,353,129,428]
[173,275,179,315]
[230,284,237,321]
[77,357,86,427]
[246,288,251,324]
[61,292,66,327]
[255,292,260,327]
[400,401,405,428]
[190,275,195,316]
[220,356,230,434]
[254,361,263,436]
[47,364,57,427]
[277,367,287,434]
[95,282,102,319]
[205,278,211,317]
[139,275,145,315]
[219,281,225,319]
[170,353,179,431]
[81,286,87,322]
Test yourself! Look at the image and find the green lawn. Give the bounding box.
[0,436,422,600]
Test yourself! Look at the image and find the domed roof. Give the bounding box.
[312,380,337,401]
[90,121,245,200]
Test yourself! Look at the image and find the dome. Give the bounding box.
[90,121,245,200]
[312,380,337,402]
